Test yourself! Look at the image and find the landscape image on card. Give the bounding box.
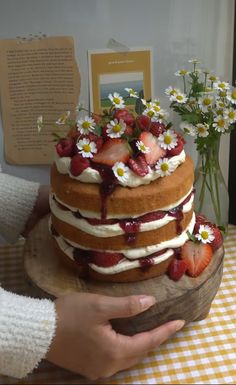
[99,72,144,108]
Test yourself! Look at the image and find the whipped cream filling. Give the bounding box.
[51,212,195,261]
[55,150,186,188]
[52,186,193,219]
[50,193,194,237]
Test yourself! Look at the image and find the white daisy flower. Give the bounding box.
[56,111,70,125]
[143,107,158,120]
[108,92,125,108]
[125,88,139,98]
[112,162,129,183]
[188,58,200,64]
[170,92,188,104]
[196,224,215,244]
[216,99,227,109]
[175,69,189,76]
[213,116,229,133]
[37,115,43,132]
[208,74,219,83]
[77,138,97,158]
[213,81,230,91]
[224,108,236,124]
[156,109,169,123]
[165,86,179,97]
[226,88,236,105]
[196,123,209,137]
[198,95,214,112]
[136,140,150,154]
[179,121,196,137]
[158,129,178,150]
[155,158,175,177]
[77,116,96,134]
[106,119,126,138]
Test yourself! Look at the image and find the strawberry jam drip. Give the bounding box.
[91,163,118,220]
[139,257,154,270]
[169,207,184,235]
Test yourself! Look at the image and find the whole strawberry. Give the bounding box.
[56,138,75,157]
[209,225,223,252]
[167,258,187,281]
[136,115,151,131]
[70,154,90,176]
[114,108,135,127]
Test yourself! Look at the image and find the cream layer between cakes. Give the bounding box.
[51,213,195,274]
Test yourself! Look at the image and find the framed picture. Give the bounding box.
[88,47,153,114]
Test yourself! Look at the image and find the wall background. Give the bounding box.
[0,0,234,185]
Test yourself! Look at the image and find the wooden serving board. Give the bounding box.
[24,216,224,336]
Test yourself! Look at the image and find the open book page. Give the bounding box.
[0,36,80,164]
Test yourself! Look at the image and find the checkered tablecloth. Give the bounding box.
[0,225,235,384]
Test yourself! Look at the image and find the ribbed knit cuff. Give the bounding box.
[0,288,56,379]
[0,173,40,243]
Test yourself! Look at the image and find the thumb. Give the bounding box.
[97,295,156,321]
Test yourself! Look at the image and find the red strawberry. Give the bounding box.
[102,125,110,141]
[181,240,213,277]
[136,115,151,131]
[114,108,135,127]
[166,138,184,157]
[84,133,103,151]
[139,132,166,165]
[56,138,75,157]
[124,125,134,137]
[70,154,90,176]
[92,138,131,166]
[150,122,165,137]
[92,251,124,267]
[209,225,223,252]
[167,258,187,281]
[128,155,149,176]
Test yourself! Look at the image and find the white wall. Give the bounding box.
[0,0,234,184]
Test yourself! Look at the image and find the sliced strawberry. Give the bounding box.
[181,240,213,277]
[136,115,151,131]
[114,108,135,127]
[92,251,124,267]
[150,122,165,137]
[166,138,184,157]
[56,138,75,157]
[139,132,166,165]
[167,258,187,281]
[70,154,90,176]
[127,155,149,176]
[92,138,131,166]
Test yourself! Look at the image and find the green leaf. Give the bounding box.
[186,230,197,242]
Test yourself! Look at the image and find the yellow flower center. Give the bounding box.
[164,135,172,144]
[229,111,235,119]
[176,95,184,101]
[201,231,209,240]
[209,75,217,81]
[117,168,124,177]
[180,69,188,75]
[219,90,227,97]
[83,144,91,153]
[231,90,236,100]
[82,121,90,130]
[154,105,161,112]
[161,163,169,172]
[219,82,226,89]
[170,90,177,95]
[198,126,205,133]
[218,119,225,128]
[113,97,121,104]
[140,144,146,152]
[113,124,121,133]
[203,98,211,106]
[147,110,155,118]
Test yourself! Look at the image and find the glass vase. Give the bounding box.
[194,137,229,233]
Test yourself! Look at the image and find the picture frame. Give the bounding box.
[88,47,153,114]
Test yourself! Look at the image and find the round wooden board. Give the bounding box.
[24,215,224,336]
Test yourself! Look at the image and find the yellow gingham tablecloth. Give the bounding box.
[0,225,235,384]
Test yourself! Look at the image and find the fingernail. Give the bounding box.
[139,296,156,310]
[174,320,185,331]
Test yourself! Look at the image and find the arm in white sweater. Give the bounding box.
[0,172,56,378]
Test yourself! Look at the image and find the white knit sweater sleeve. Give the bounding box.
[0,288,56,378]
[0,173,57,378]
[0,172,40,243]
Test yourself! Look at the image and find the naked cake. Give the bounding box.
[50,92,223,282]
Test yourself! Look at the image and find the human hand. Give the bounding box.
[22,185,50,237]
[46,293,185,380]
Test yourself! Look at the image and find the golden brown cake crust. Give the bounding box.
[51,210,193,250]
[53,239,174,283]
[51,156,194,216]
